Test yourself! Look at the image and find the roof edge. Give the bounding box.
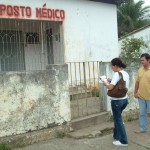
[119,24,150,41]
[89,0,127,5]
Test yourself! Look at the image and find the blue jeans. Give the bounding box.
[138,99,150,132]
[111,99,128,144]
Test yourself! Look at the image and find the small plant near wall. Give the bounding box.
[0,143,12,150]
[91,87,100,97]
[119,37,148,67]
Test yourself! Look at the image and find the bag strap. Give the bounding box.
[118,72,123,80]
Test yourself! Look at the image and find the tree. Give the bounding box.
[117,0,150,37]
[119,37,148,66]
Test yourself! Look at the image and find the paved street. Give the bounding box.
[15,118,150,150]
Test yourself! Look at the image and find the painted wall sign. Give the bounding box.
[0,3,65,21]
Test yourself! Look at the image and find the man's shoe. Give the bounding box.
[113,141,128,146]
[134,131,146,134]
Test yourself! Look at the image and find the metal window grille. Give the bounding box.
[0,19,64,72]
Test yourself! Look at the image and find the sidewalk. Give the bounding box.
[15,117,150,150]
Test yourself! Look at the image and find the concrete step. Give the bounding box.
[68,121,113,139]
[71,112,109,130]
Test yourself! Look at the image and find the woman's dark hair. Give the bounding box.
[140,53,150,60]
[111,58,126,68]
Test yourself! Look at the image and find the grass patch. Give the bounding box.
[56,131,65,138]
[15,142,26,148]
[0,143,12,150]
[101,127,113,136]
[0,141,27,150]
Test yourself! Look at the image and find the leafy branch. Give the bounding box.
[119,37,148,66]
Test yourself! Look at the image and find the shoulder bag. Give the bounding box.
[107,72,128,98]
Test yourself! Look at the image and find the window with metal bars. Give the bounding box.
[26,32,40,44]
[0,19,64,72]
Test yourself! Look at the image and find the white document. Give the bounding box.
[99,75,107,83]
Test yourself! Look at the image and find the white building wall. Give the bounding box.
[1,0,119,63]
[63,1,119,62]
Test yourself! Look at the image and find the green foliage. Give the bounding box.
[56,131,65,138]
[92,88,100,97]
[119,37,148,66]
[0,142,26,150]
[117,0,150,37]
[0,143,12,150]
[15,142,26,148]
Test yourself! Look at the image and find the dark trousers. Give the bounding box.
[111,99,128,144]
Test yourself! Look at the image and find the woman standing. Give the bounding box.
[103,58,129,146]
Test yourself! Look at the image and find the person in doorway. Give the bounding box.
[134,53,150,133]
[102,58,129,146]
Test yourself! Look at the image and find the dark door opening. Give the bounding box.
[46,28,54,64]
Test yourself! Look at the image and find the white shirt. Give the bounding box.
[110,70,129,100]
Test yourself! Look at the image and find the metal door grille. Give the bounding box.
[67,61,101,119]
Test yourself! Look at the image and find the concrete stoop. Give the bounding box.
[67,122,113,139]
[71,112,110,130]
[68,121,113,139]
[68,112,114,139]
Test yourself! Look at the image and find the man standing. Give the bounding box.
[134,53,150,133]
